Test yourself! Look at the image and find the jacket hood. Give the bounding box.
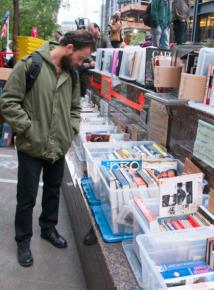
[36,42,54,66]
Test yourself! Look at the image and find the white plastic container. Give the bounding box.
[84,140,173,199]
[137,227,214,290]
[98,167,159,235]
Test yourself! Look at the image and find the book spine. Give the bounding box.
[170,220,181,230]
[195,212,211,226]
[166,222,176,231]
[139,145,153,157]
[152,143,168,157]
[204,64,212,104]
[134,197,155,222]
[176,220,185,229]
[187,215,200,228]
[198,206,214,224]
[112,168,129,188]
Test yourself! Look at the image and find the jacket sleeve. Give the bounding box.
[0,61,31,134]
[70,73,81,135]
[151,0,159,27]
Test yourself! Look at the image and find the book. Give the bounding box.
[129,171,147,188]
[169,280,214,290]
[100,166,117,189]
[198,205,214,225]
[204,65,214,105]
[138,168,157,187]
[119,168,137,189]
[86,133,111,142]
[165,271,214,288]
[195,212,211,226]
[206,237,214,265]
[159,173,203,218]
[187,215,200,228]
[112,168,130,189]
[134,197,154,222]
[158,260,210,273]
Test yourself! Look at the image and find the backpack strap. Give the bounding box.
[26,52,43,93]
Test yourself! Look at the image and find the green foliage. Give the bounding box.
[19,0,60,39]
[131,32,146,45]
[0,0,60,43]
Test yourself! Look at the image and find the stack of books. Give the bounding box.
[100,160,177,190]
[103,142,171,161]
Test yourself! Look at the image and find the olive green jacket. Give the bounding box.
[0,43,81,162]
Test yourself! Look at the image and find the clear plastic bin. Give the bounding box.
[98,167,159,234]
[68,143,87,179]
[84,140,174,199]
[136,227,214,290]
[131,194,209,265]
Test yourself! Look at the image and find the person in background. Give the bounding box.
[150,0,171,49]
[54,31,63,42]
[79,23,108,97]
[88,23,108,49]
[173,0,190,45]
[108,13,122,48]
[140,32,153,48]
[0,30,95,267]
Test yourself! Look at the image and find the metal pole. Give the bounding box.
[192,0,199,43]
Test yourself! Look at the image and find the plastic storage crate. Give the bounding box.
[98,168,159,235]
[72,123,116,162]
[84,141,173,200]
[67,143,87,179]
[137,227,214,290]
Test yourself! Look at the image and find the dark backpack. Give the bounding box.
[142,3,151,27]
[25,52,78,93]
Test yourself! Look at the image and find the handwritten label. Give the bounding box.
[193,120,214,168]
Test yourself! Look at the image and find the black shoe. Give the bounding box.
[17,240,33,267]
[41,229,68,249]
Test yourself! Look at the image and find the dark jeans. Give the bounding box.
[173,20,187,45]
[15,151,65,243]
[111,41,121,48]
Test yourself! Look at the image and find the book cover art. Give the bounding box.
[159,174,203,217]
[145,48,171,87]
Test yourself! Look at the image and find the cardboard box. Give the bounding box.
[178,73,207,102]
[208,189,214,215]
[154,66,182,88]
[0,68,12,81]
[148,100,169,147]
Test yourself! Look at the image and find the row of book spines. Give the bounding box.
[109,143,168,160]
[159,216,202,232]
[113,167,157,189]
[134,197,213,231]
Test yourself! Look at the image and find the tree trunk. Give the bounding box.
[13,0,19,51]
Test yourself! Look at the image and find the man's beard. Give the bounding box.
[60,55,73,71]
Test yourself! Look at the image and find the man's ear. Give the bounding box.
[66,44,74,53]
